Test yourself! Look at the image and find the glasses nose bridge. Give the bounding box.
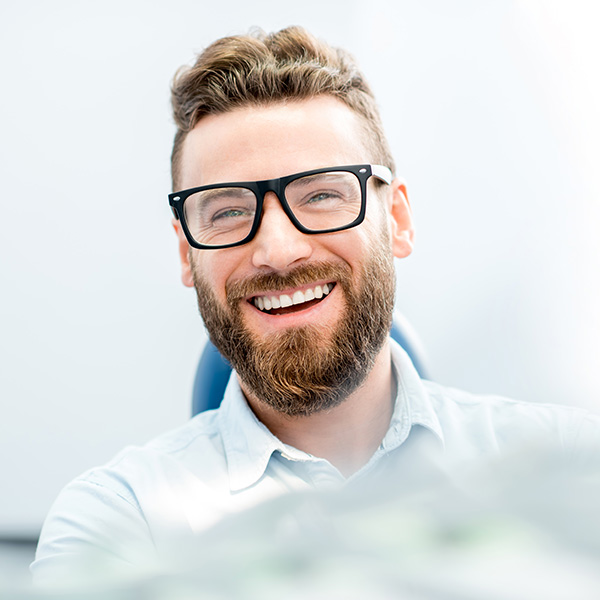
[256,177,284,205]
[255,177,296,227]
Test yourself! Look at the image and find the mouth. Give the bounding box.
[249,282,336,316]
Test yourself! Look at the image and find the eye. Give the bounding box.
[306,191,339,204]
[212,207,251,221]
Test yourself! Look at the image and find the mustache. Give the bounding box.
[226,261,351,305]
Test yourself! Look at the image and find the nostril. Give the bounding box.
[251,241,313,270]
[251,229,313,271]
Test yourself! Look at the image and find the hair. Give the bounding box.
[170,26,395,189]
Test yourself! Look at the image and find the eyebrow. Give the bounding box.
[289,172,351,185]
[197,187,255,202]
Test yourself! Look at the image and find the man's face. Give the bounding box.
[174,96,414,415]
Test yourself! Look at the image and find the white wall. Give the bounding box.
[1,0,599,535]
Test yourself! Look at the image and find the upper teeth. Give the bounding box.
[253,283,333,312]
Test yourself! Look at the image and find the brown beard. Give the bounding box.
[191,233,396,417]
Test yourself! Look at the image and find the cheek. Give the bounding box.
[351,203,391,255]
[367,199,394,248]
[325,230,375,280]
[193,249,248,303]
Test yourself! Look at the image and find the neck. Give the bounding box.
[242,341,395,478]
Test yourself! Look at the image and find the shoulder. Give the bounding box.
[422,379,600,456]
[423,378,596,423]
[32,410,229,584]
[68,410,225,490]
[65,409,229,504]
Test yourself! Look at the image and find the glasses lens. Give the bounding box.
[285,171,362,231]
[183,187,257,246]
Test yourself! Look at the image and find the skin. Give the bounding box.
[173,96,415,476]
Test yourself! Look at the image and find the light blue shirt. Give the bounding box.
[32,339,600,584]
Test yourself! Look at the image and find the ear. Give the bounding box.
[388,179,415,259]
[172,219,195,288]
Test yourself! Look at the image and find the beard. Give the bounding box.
[191,232,396,417]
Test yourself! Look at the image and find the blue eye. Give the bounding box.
[307,192,336,204]
[213,208,250,221]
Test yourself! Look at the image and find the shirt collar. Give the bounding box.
[218,337,445,492]
[218,375,286,492]
[383,338,444,451]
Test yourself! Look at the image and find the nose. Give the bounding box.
[250,192,313,271]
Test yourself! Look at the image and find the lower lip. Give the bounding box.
[245,286,337,329]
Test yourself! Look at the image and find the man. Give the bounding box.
[32,26,600,585]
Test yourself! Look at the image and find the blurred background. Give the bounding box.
[1,0,599,582]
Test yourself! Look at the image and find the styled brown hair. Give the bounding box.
[170,26,395,189]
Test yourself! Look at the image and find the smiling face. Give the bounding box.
[174,96,414,415]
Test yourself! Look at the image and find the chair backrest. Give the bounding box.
[192,312,429,416]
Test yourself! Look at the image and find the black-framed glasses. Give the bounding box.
[169,164,392,250]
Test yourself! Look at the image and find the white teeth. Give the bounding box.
[280,294,293,308]
[253,283,334,312]
[292,291,305,305]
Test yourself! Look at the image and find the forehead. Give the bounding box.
[179,96,372,189]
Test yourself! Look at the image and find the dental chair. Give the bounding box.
[192,312,429,416]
